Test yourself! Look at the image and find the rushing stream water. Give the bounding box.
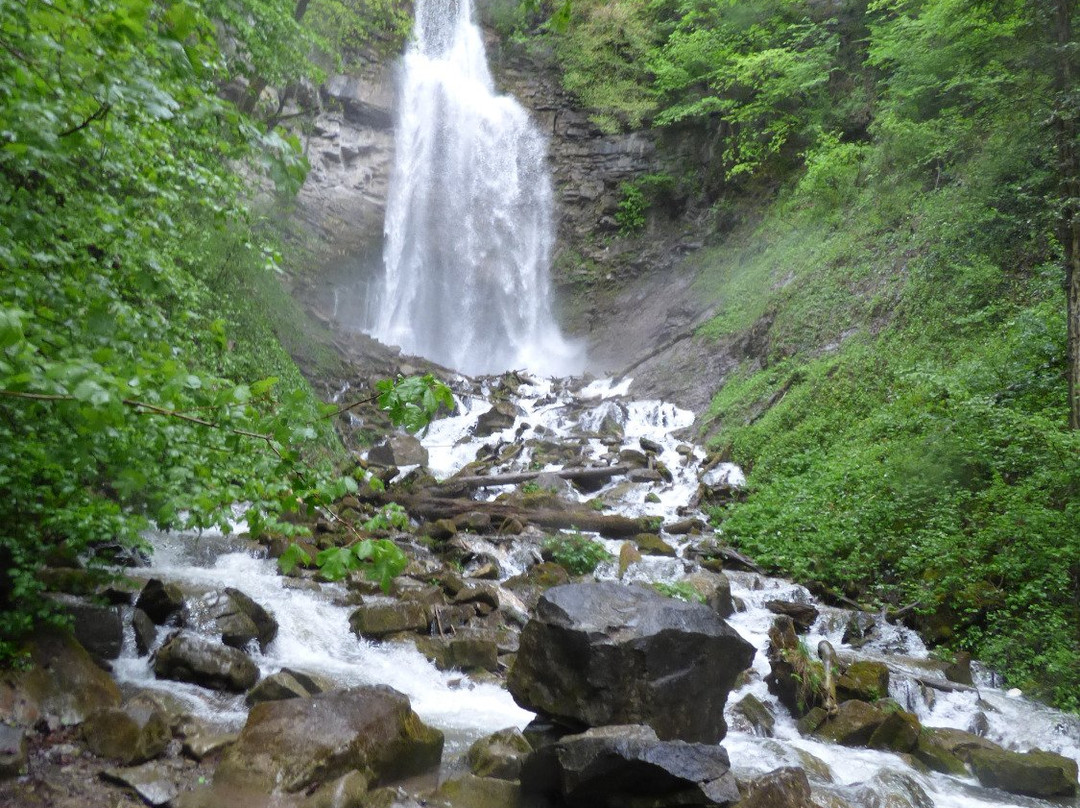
[114,375,1080,808]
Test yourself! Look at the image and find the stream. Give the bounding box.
[113,374,1080,808]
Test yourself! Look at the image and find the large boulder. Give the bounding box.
[83,695,171,764]
[814,700,889,747]
[212,686,443,796]
[474,402,520,437]
[522,724,741,808]
[153,632,259,692]
[0,629,121,727]
[349,601,431,640]
[734,767,815,808]
[57,597,124,660]
[368,434,429,467]
[507,582,755,743]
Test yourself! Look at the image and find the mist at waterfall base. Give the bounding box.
[359,0,582,377]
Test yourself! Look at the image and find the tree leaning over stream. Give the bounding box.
[0,0,418,663]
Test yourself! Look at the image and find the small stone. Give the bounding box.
[132,608,157,657]
[0,724,28,778]
[101,760,184,806]
[349,602,430,640]
[632,532,677,556]
[466,727,533,779]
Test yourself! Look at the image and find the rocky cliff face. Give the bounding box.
[290,38,732,416]
[293,64,396,258]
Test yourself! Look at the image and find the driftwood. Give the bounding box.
[394,493,656,538]
[437,465,632,492]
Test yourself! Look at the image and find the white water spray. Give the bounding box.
[371,0,582,376]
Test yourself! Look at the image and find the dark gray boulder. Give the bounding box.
[136,579,185,625]
[474,401,519,437]
[368,433,429,467]
[153,632,259,692]
[132,608,157,656]
[522,724,740,807]
[59,597,123,660]
[208,587,278,652]
[507,582,755,743]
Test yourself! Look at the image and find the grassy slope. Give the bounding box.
[693,174,1080,708]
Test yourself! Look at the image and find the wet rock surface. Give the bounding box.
[209,685,443,797]
[522,724,741,807]
[152,632,260,693]
[508,581,755,743]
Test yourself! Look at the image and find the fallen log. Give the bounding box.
[395,494,657,538]
[438,465,631,491]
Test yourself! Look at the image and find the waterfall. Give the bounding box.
[371,0,582,376]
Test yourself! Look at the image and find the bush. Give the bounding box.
[543,531,612,575]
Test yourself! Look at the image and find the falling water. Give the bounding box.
[371,0,582,376]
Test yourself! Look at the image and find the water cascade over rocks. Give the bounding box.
[8,374,1079,807]
[369,0,582,376]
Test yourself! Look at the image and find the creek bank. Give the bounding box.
[2,373,1079,808]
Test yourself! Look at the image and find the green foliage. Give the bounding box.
[281,538,408,591]
[553,0,660,132]
[306,0,412,61]
[375,374,455,433]
[363,503,410,532]
[615,173,676,235]
[543,531,613,575]
[652,581,705,603]
[0,0,420,665]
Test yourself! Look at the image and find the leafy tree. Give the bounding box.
[0,0,444,664]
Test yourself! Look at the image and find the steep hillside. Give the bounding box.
[492,0,1080,708]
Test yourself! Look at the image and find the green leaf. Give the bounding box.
[278,543,311,575]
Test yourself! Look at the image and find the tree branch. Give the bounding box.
[59,102,111,138]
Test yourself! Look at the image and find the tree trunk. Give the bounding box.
[1055,0,1080,428]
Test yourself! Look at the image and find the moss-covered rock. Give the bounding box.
[815,700,888,747]
[867,710,921,753]
[834,661,889,703]
[1,629,122,727]
[466,727,533,780]
[911,730,968,776]
[348,602,431,640]
[83,695,171,764]
[632,532,677,557]
[734,766,815,808]
[731,693,775,737]
[968,746,1078,797]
